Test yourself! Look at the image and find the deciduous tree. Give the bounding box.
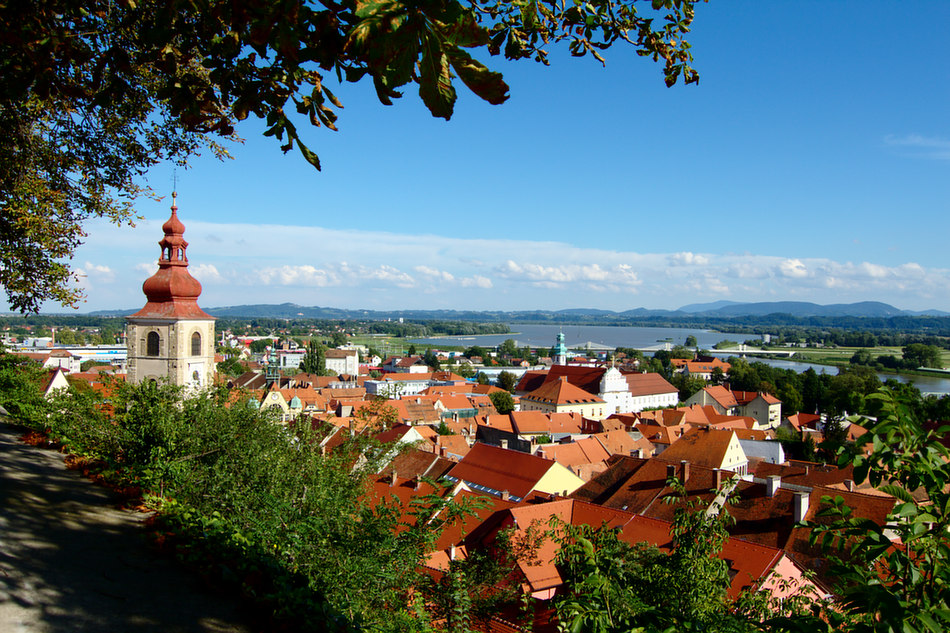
[2,0,702,313]
[496,369,517,392]
[488,390,514,414]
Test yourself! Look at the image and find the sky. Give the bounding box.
[44,1,950,314]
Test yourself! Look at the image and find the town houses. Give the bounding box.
[0,198,916,631]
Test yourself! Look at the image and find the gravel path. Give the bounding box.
[0,420,254,633]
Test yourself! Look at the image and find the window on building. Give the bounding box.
[191,331,201,356]
[147,332,160,356]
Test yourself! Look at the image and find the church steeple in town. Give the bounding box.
[130,193,212,320]
[554,329,568,366]
[126,195,216,390]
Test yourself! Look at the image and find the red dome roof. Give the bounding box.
[129,196,213,320]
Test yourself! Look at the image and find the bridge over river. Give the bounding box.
[632,345,798,357]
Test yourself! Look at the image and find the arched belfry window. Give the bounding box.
[191,331,201,356]
[147,332,160,356]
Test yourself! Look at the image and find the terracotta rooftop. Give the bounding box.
[654,427,741,471]
[383,448,456,482]
[537,437,611,471]
[446,442,559,501]
[701,385,739,408]
[624,372,678,396]
[523,376,604,406]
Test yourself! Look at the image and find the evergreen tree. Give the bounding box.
[301,339,326,375]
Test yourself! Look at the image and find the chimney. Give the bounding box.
[666,463,677,479]
[844,479,854,492]
[793,491,810,523]
[414,477,422,491]
[501,490,510,501]
[500,439,508,450]
[390,470,398,487]
[766,475,781,497]
[450,545,457,561]
[680,460,690,481]
[714,468,724,490]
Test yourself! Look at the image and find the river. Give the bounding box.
[410,323,950,395]
[410,323,743,351]
[725,356,950,395]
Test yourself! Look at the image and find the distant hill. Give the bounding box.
[677,300,743,313]
[84,301,949,321]
[699,301,905,318]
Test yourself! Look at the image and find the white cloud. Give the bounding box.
[460,275,493,289]
[779,259,808,278]
[495,261,639,288]
[883,134,950,160]
[414,265,455,283]
[254,263,415,289]
[257,265,338,287]
[69,217,950,312]
[669,251,710,266]
[190,264,224,283]
[76,262,115,283]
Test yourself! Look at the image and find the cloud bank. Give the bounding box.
[64,218,950,313]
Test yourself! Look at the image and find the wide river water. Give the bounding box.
[410,323,950,395]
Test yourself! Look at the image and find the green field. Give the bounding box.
[783,346,950,372]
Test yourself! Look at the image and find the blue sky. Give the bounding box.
[54,1,950,314]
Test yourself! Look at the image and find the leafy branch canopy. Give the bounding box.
[0,0,702,312]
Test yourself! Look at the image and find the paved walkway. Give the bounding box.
[0,420,254,633]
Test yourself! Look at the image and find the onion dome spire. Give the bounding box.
[129,194,213,319]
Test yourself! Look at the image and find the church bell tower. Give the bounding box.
[125,194,216,390]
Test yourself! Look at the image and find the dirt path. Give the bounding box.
[0,420,254,633]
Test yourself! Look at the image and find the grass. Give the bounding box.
[777,345,950,373]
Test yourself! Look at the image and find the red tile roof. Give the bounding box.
[523,376,604,406]
[536,437,610,471]
[446,443,559,501]
[701,385,739,408]
[434,434,472,461]
[624,372,678,396]
[654,427,740,471]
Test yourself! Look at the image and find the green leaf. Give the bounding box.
[354,0,405,20]
[297,142,322,170]
[878,484,915,503]
[446,47,509,105]
[439,8,488,48]
[418,33,456,120]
